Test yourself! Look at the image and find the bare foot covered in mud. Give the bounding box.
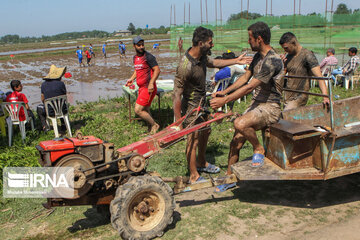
[150,123,160,134]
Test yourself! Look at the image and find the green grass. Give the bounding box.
[1,86,360,239]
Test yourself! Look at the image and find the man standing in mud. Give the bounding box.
[173,26,252,184]
[210,22,284,192]
[126,36,160,134]
[76,46,85,67]
[279,32,329,110]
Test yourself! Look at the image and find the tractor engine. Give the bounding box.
[36,134,146,199]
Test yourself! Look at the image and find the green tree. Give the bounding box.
[227,11,262,23]
[0,34,20,43]
[334,3,351,14]
[135,28,142,35]
[127,23,136,34]
[307,12,318,16]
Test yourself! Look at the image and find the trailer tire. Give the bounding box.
[110,176,175,240]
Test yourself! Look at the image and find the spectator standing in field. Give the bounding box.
[84,48,92,66]
[119,41,126,58]
[126,36,160,134]
[76,46,85,67]
[6,80,36,124]
[319,48,338,75]
[279,32,329,110]
[173,26,252,184]
[36,65,68,132]
[178,37,183,57]
[89,43,96,58]
[102,43,107,58]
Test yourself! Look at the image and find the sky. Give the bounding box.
[0,0,358,37]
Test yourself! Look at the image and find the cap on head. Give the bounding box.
[133,36,144,45]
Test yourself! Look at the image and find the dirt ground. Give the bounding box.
[0,46,179,108]
[173,174,360,240]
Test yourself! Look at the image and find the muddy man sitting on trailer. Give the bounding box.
[210,22,284,192]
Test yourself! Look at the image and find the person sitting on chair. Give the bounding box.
[331,47,359,85]
[319,48,338,76]
[36,65,67,132]
[6,80,36,125]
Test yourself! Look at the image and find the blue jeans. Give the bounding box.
[331,68,343,82]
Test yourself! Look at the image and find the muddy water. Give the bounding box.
[0,49,179,109]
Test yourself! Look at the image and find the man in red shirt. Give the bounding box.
[126,36,160,134]
[5,80,35,123]
[84,48,91,66]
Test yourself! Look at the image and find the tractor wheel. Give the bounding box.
[54,154,96,199]
[110,176,175,240]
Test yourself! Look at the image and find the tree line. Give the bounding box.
[0,30,109,44]
[127,23,170,35]
[227,3,359,23]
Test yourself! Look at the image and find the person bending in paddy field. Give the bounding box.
[210,22,284,192]
[76,46,85,67]
[173,26,252,184]
[126,36,160,134]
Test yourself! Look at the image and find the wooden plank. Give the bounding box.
[231,158,324,180]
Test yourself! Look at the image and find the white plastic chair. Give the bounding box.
[44,95,72,138]
[336,73,354,90]
[1,102,34,146]
[212,77,232,112]
[212,74,246,112]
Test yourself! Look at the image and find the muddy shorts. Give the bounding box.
[283,95,308,111]
[136,85,157,107]
[243,101,281,130]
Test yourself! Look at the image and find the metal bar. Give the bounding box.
[88,171,131,183]
[174,4,176,25]
[173,174,238,194]
[328,76,334,130]
[284,75,330,80]
[158,93,161,123]
[189,2,190,24]
[184,2,185,26]
[200,0,203,24]
[220,0,222,25]
[215,0,217,25]
[206,0,208,24]
[283,88,328,97]
[266,0,268,16]
[128,94,131,122]
[81,154,133,172]
[292,131,322,141]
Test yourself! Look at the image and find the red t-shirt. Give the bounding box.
[133,51,158,88]
[85,50,91,59]
[5,91,28,121]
